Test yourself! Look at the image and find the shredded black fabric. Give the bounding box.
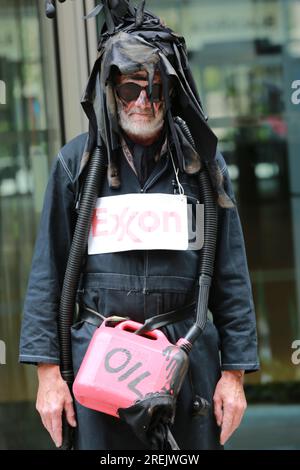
[118,393,176,450]
[79,0,235,207]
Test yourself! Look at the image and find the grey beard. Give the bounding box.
[117,107,165,142]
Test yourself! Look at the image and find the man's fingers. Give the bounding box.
[219,399,247,445]
[213,372,247,446]
[220,402,234,445]
[39,411,51,438]
[213,396,223,427]
[36,368,75,448]
[36,402,56,443]
[64,398,77,427]
[37,402,63,447]
[50,408,63,447]
[231,400,247,432]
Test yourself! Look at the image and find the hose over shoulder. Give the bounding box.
[58,145,107,449]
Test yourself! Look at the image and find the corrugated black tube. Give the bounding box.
[198,170,218,278]
[174,117,218,346]
[59,146,106,379]
[58,145,107,448]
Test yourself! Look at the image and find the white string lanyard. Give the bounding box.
[168,144,185,198]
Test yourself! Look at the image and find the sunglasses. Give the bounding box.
[116,82,163,103]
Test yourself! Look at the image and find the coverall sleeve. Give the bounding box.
[208,152,260,373]
[19,153,76,365]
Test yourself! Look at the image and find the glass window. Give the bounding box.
[0,0,61,421]
[151,0,300,385]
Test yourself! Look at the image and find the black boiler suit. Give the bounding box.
[19,133,259,449]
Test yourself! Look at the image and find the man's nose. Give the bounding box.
[135,89,149,106]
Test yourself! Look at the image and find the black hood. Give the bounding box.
[80,0,234,207]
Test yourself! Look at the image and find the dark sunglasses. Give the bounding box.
[116,82,163,103]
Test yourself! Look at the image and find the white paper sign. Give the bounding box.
[88,193,189,254]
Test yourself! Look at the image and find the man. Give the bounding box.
[19,2,259,450]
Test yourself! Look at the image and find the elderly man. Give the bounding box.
[19,2,259,451]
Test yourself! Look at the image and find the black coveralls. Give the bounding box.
[19,133,259,450]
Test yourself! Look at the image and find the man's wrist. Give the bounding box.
[37,363,61,379]
[222,369,245,379]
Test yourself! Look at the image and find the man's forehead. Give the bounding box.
[117,70,162,84]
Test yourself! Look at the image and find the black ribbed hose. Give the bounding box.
[58,145,107,449]
[174,117,218,347]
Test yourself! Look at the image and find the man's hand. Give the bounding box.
[213,370,247,446]
[36,364,77,447]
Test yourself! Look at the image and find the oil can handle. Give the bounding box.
[115,320,166,340]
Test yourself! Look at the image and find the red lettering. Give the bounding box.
[92,208,109,236]
[138,211,160,233]
[162,211,182,233]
